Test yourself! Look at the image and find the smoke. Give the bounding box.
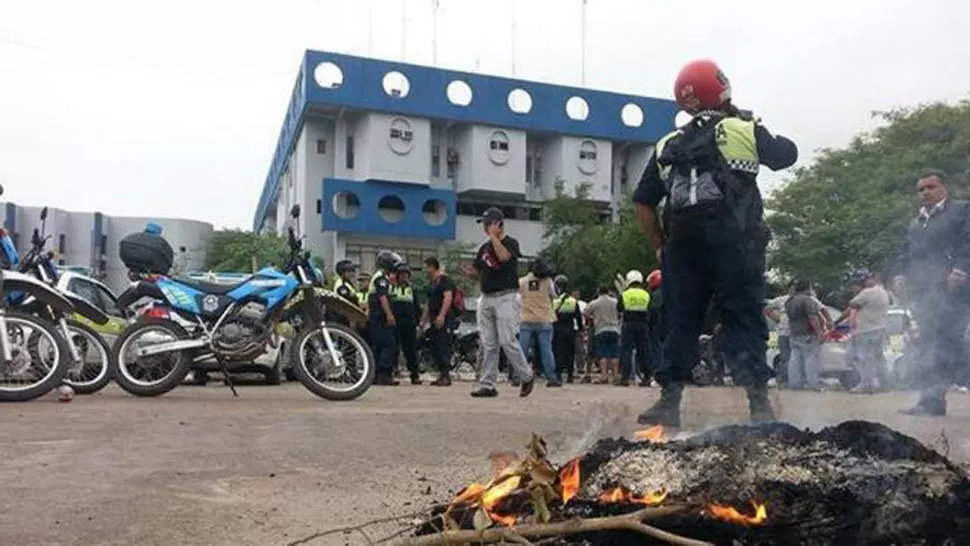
[553,401,635,463]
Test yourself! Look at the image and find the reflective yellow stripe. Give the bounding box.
[621,288,650,311]
[391,286,414,303]
[715,118,758,173]
[557,296,577,313]
[654,131,681,183]
[366,271,385,296]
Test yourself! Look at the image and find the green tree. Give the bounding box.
[767,100,970,297]
[205,229,289,273]
[540,184,657,299]
[408,242,477,301]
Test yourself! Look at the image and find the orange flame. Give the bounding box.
[634,425,666,443]
[482,476,521,510]
[597,486,668,506]
[708,501,768,526]
[559,458,581,504]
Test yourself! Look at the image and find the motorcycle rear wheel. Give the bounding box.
[62,320,113,394]
[0,310,70,402]
[111,318,192,397]
[290,323,375,401]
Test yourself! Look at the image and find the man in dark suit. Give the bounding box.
[896,170,970,416]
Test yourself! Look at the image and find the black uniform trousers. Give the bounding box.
[620,321,650,381]
[553,328,577,381]
[370,320,397,377]
[657,207,770,388]
[428,324,453,376]
[394,319,420,377]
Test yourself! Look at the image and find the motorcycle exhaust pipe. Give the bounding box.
[135,338,209,357]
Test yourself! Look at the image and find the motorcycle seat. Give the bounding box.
[173,277,250,295]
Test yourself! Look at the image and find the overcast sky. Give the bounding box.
[1,0,968,229]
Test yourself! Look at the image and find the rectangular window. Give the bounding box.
[316,199,322,214]
[525,156,533,183]
[579,150,597,160]
[402,130,413,142]
[100,234,107,254]
[390,128,402,139]
[489,141,498,150]
[316,139,327,154]
[346,135,355,169]
[431,144,441,177]
[499,141,509,151]
[58,234,66,254]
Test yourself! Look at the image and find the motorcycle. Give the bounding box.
[0,185,76,402]
[110,204,375,400]
[15,206,115,394]
[417,321,480,378]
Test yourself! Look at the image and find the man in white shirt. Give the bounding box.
[837,271,891,393]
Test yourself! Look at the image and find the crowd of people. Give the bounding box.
[319,60,968,427]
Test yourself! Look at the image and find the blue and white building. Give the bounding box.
[253,50,678,275]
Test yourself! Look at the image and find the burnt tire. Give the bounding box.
[289,323,375,401]
[839,368,862,390]
[62,320,114,395]
[111,318,192,397]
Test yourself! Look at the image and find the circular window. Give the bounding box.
[621,103,644,127]
[313,62,344,89]
[382,71,411,98]
[486,130,511,165]
[578,140,598,175]
[507,88,533,114]
[331,191,360,219]
[675,110,693,128]
[377,195,405,224]
[566,96,589,121]
[446,80,473,106]
[422,199,448,226]
[387,117,414,155]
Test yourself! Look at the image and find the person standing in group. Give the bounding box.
[785,278,827,390]
[618,270,652,387]
[422,256,456,387]
[633,59,798,426]
[896,170,970,416]
[390,262,422,385]
[835,270,891,393]
[332,259,367,330]
[518,258,561,387]
[460,207,535,398]
[763,279,796,382]
[583,286,622,384]
[368,250,403,386]
[552,275,583,383]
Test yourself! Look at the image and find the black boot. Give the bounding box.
[637,383,683,427]
[747,386,776,423]
[900,395,946,416]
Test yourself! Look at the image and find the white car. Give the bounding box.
[54,270,129,344]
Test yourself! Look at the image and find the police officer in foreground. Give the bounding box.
[333,260,366,325]
[552,275,583,383]
[368,250,403,386]
[391,262,422,385]
[633,59,798,426]
[618,270,652,387]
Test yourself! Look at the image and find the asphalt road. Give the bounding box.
[2,381,970,546]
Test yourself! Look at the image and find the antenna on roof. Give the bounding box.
[431,0,440,66]
[510,0,517,76]
[401,0,408,60]
[581,0,588,87]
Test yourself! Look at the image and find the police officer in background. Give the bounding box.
[333,260,366,321]
[368,250,403,386]
[618,270,651,387]
[553,275,582,383]
[646,269,665,376]
[391,262,422,385]
[633,59,798,426]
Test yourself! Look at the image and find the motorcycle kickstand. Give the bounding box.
[213,354,239,397]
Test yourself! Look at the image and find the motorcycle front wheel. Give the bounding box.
[62,320,113,394]
[0,310,70,402]
[290,322,375,401]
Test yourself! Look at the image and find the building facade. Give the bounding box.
[0,203,213,293]
[253,50,678,274]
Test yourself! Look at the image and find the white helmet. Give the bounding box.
[625,269,644,286]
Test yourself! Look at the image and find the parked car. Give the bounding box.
[54,270,129,343]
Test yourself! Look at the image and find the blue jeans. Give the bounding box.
[519,322,558,382]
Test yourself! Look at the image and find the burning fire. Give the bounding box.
[597,486,668,506]
[558,458,581,504]
[634,425,666,443]
[708,501,768,526]
[448,473,522,527]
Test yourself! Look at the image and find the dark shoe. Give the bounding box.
[615,377,631,387]
[638,378,651,387]
[900,398,946,416]
[410,374,422,385]
[580,375,592,384]
[375,375,400,386]
[519,377,535,398]
[637,383,683,427]
[567,376,574,384]
[546,380,562,388]
[431,376,452,387]
[747,387,776,423]
[470,387,498,398]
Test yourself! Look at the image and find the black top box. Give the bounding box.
[119,231,174,274]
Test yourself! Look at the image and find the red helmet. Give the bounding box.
[647,270,662,291]
[674,60,731,112]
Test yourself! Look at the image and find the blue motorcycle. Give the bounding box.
[110,205,374,400]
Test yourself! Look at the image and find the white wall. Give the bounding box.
[545,136,612,202]
[454,125,527,196]
[350,113,431,185]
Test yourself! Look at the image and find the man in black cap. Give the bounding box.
[460,207,535,398]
